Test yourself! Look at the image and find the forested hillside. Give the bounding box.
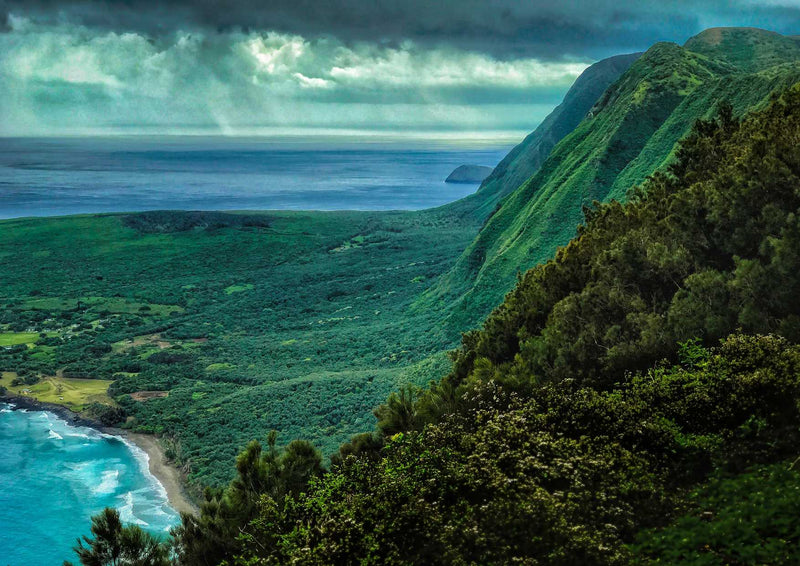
[160,81,800,566]
[428,27,800,330]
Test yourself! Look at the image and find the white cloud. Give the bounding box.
[0,17,590,135]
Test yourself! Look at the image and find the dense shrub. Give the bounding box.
[122,211,271,234]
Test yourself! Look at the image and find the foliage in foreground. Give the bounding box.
[74,332,800,565]
[170,433,323,566]
[221,334,800,565]
[108,85,800,565]
[632,462,800,565]
[65,508,170,566]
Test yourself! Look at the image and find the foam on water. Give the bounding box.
[118,491,150,527]
[0,403,180,565]
[121,438,172,504]
[63,429,94,439]
[94,469,120,494]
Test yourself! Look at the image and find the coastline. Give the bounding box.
[1,395,198,517]
[113,428,198,516]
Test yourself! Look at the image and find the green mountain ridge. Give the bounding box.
[428,27,800,330]
[471,52,641,210]
[442,52,639,222]
[684,26,800,72]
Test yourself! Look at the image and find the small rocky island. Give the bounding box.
[445,164,494,184]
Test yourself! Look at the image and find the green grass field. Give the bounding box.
[23,296,183,315]
[0,372,114,411]
[0,332,39,347]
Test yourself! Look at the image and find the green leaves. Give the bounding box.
[65,508,170,566]
[632,464,800,565]
[677,338,710,370]
[213,334,800,565]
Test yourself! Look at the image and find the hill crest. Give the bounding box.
[425,27,800,330]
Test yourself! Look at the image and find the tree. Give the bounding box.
[172,432,323,566]
[64,508,170,566]
[373,385,417,436]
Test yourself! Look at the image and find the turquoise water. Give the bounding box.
[0,404,180,566]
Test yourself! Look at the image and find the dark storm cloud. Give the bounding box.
[0,15,589,134]
[4,0,798,59]
[3,0,799,135]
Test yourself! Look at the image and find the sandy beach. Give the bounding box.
[114,429,199,517]
[2,394,198,517]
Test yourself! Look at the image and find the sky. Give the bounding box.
[1,0,799,136]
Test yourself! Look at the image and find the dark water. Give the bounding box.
[0,136,514,218]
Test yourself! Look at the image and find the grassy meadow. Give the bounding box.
[0,372,113,411]
[0,332,40,346]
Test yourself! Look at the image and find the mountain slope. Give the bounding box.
[473,53,641,207]
[446,52,639,221]
[684,26,800,72]
[427,27,800,329]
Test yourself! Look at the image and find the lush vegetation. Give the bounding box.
[2,47,643,489]
[427,27,800,331]
[632,462,800,564]
[15,29,796,495]
[65,508,170,566]
[103,79,800,565]
[0,208,479,486]
[213,334,800,565]
[0,25,786,565]
[468,52,640,219]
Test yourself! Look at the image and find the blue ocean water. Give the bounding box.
[0,136,515,219]
[0,404,180,566]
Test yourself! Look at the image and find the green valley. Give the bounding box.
[0,209,477,485]
[0,47,643,489]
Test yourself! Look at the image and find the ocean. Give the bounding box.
[0,404,180,566]
[0,136,515,219]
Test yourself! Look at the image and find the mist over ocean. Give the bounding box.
[0,405,179,566]
[0,137,514,219]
